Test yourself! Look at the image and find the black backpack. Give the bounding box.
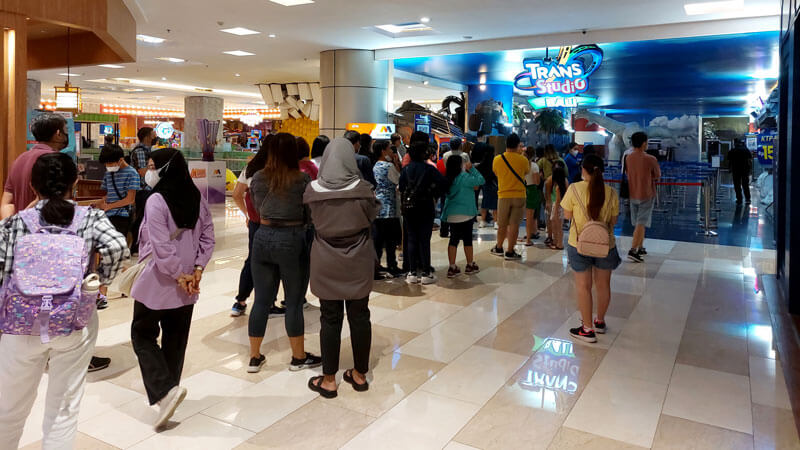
[401,169,430,215]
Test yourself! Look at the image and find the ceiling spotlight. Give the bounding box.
[408,86,413,89]
[98,64,124,69]
[235,73,241,77]
[136,34,165,44]
[420,17,430,23]
[162,77,167,81]
[223,50,256,56]
[156,57,185,63]
[58,73,80,77]
[220,27,261,36]
[268,34,277,38]
[422,80,429,85]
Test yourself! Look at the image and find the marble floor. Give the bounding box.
[16,202,798,450]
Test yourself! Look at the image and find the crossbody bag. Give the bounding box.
[501,154,527,188]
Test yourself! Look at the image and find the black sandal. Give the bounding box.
[308,376,337,399]
[343,369,369,392]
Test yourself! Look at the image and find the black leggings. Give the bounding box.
[374,218,401,269]
[319,298,371,375]
[448,219,474,247]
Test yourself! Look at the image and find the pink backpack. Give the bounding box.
[570,185,611,258]
[0,207,94,343]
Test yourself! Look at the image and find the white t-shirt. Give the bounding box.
[237,171,252,187]
[525,160,540,185]
[442,150,470,165]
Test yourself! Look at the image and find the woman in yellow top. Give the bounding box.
[560,154,621,343]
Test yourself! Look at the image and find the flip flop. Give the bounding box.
[524,241,534,247]
[308,376,338,399]
[343,369,369,392]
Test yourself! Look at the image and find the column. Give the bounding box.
[319,49,388,138]
[26,79,41,112]
[0,12,27,183]
[183,96,223,150]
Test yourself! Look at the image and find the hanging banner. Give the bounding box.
[514,44,604,110]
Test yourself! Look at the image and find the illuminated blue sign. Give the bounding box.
[514,44,603,109]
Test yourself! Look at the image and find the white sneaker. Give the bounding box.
[154,386,187,430]
[406,273,420,284]
[420,273,437,285]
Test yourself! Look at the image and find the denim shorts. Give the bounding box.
[567,245,622,272]
[630,198,654,227]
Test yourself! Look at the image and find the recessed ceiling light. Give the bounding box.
[162,77,167,81]
[136,34,165,44]
[235,73,241,77]
[407,86,413,89]
[58,73,80,76]
[98,64,124,69]
[420,17,430,23]
[223,50,256,56]
[684,0,743,15]
[371,22,435,38]
[123,88,144,92]
[269,0,314,5]
[156,57,185,63]
[220,27,261,36]
[268,34,277,38]
[422,80,429,85]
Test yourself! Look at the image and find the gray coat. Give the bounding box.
[303,180,379,301]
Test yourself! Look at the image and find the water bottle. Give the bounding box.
[82,274,101,296]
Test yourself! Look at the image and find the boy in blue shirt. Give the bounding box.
[97,144,140,239]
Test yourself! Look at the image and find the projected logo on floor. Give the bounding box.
[513,44,603,109]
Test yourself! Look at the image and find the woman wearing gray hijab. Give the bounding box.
[303,138,380,399]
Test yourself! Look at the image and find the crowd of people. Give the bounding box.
[0,113,664,448]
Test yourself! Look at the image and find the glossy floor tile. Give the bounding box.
[651,415,754,450]
[341,390,481,450]
[13,201,797,449]
[563,371,668,448]
[663,363,753,434]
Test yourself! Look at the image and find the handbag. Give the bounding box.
[113,228,184,296]
[570,185,611,258]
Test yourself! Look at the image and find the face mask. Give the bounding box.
[571,149,579,156]
[145,169,160,188]
[385,155,393,162]
[105,165,120,173]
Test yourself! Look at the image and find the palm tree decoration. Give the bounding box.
[534,109,565,137]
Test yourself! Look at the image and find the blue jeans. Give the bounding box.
[249,226,308,338]
[236,221,260,302]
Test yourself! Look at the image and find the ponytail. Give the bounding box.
[582,154,606,221]
[30,153,78,226]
